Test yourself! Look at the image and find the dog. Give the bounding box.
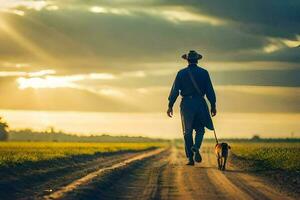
[215,143,231,171]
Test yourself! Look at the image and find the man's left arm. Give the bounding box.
[205,71,217,116]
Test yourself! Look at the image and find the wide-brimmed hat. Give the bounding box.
[181,50,202,61]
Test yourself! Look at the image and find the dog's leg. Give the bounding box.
[222,156,227,171]
[217,154,221,170]
[220,157,224,170]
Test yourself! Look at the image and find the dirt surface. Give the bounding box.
[0,150,155,200]
[1,145,297,200]
[58,145,296,200]
[230,153,300,198]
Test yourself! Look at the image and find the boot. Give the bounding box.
[191,146,202,163]
[186,158,195,166]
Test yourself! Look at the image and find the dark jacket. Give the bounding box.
[168,64,216,130]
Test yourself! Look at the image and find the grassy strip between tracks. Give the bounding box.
[0,142,168,167]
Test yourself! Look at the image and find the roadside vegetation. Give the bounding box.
[230,142,300,171]
[228,142,300,197]
[0,142,166,167]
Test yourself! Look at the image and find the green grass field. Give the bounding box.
[1,141,299,172]
[0,142,166,167]
[230,142,300,171]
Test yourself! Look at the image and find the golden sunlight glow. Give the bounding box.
[138,6,224,25]
[0,69,55,77]
[0,0,50,16]
[89,6,223,25]
[99,88,125,97]
[89,73,116,80]
[282,38,300,48]
[11,9,25,16]
[1,62,29,68]
[263,37,300,53]
[16,73,117,90]
[28,69,56,77]
[157,9,224,25]
[0,0,48,10]
[121,71,147,78]
[0,17,53,62]
[2,110,300,138]
[263,43,281,53]
[0,71,27,77]
[90,6,131,15]
[0,1,298,140]
[17,77,76,89]
[90,6,107,13]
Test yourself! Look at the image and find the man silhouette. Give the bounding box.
[167,50,216,166]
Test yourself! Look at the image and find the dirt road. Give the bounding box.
[0,150,159,200]
[48,145,294,200]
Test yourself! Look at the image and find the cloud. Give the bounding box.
[0,0,299,114]
[0,1,298,73]
[5,62,30,68]
[89,6,131,15]
[130,6,225,25]
[216,85,300,97]
[0,0,49,11]
[121,71,146,78]
[17,76,76,89]
[159,0,300,39]
[28,69,56,77]
[98,88,125,97]
[15,72,118,90]
[0,71,27,77]
[3,0,300,39]
[214,85,300,113]
[0,8,268,69]
[210,68,300,87]
[0,71,299,113]
[0,69,55,77]
[89,73,116,80]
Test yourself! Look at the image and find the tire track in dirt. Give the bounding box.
[165,148,224,200]
[155,146,194,200]
[47,144,295,200]
[206,147,254,200]
[205,146,294,200]
[44,148,167,200]
[224,163,293,200]
[0,150,148,200]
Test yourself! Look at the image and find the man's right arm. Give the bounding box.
[168,72,181,108]
[167,72,180,117]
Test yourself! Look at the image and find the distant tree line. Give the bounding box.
[0,117,9,141]
[0,116,166,143]
[202,137,300,143]
[1,116,299,143]
[8,129,167,143]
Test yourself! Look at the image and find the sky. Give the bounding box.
[0,0,299,138]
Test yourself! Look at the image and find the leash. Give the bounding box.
[211,112,219,144]
[212,125,219,144]
[211,117,219,144]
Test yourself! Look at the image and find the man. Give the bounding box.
[167,50,217,166]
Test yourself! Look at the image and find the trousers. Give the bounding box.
[180,97,205,159]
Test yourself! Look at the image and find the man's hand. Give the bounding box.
[211,107,217,117]
[167,107,173,118]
